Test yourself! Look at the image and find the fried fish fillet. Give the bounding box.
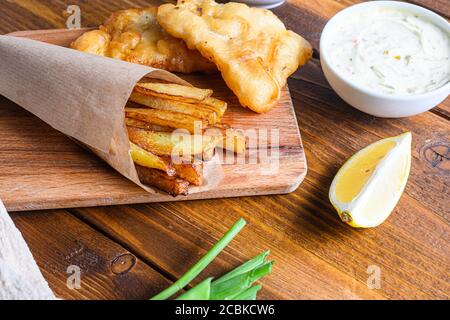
[70,7,216,73]
[157,0,312,113]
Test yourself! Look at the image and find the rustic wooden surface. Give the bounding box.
[0,29,306,211]
[1,0,449,300]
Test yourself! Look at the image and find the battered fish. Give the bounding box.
[70,7,216,74]
[157,0,312,113]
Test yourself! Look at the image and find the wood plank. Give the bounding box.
[72,204,386,300]
[275,1,450,222]
[11,209,172,299]
[0,0,163,33]
[70,158,449,300]
[1,0,449,301]
[292,57,450,120]
[289,78,450,221]
[63,0,449,298]
[70,193,450,299]
[0,29,306,211]
[275,0,450,119]
[0,0,58,34]
[409,0,450,18]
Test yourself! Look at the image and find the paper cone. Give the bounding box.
[0,35,223,194]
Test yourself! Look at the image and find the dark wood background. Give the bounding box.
[1,0,449,299]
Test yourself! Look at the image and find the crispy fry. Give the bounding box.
[135,165,189,196]
[203,126,246,154]
[123,57,240,195]
[222,129,246,154]
[130,92,218,124]
[172,161,204,186]
[125,107,207,133]
[201,128,224,160]
[134,82,213,103]
[138,78,172,84]
[198,97,228,118]
[126,118,173,132]
[130,142,175,176]
[127,126,218,157]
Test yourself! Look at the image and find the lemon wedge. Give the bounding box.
[329,132,412,228]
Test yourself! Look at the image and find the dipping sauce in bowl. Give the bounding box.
[328,8,450,95]
[320,1,450,118]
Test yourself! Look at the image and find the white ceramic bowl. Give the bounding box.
[320,1,450,118]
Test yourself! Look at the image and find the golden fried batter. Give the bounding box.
[70,7,216,73]
[157,0,312,113]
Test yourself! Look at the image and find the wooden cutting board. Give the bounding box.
[0,29,307,212]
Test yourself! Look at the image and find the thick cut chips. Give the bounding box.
[127,126,219,157]
[134,82,213,102]
[135,165,189,196]
[126,107,207,133]
[130,92,218,124]
[130,142,175,176]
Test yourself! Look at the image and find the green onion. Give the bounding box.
[213,251,270,285]
[176,278,213,300]
[151,218,247,300]
[176,252,272,300]
[231,284,262,300]
[151,218,273,301]
[209,261,273,300]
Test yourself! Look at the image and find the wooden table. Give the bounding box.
[1,0,449,300]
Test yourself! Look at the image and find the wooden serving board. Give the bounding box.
[0,29,307,212]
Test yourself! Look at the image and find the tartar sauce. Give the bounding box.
[328,8,450,95]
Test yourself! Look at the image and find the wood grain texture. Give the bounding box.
[11,209,172,300]
[0,29,306,211]
[71,204,385,299]
[1,0,449,300]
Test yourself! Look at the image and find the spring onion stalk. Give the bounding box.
[176,278,213,300]
[176,252,272,300]
[213,251,270,285]
[231,284,262,300]
[209,261,273,300]
[151,218,247,300]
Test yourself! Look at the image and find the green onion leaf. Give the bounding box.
[176,278,213,300]
[210,261,273,300]
[231,284,262,300]
[151,218,247,300]
[213,251,270,285]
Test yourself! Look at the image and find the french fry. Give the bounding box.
[127,80,241,195]
[172,161,204,186]
[130,142,175,176]
[135,165,189,196]
[126,108,207,133]
[126,118,173,132]
[127,126,218,157]
[138,78,172,85]
[134,82,213,103]
[199,97,228,118]
[130,92,218,124]
[201,128,225,160]
[204,127,246,154]
[222,129,246,154]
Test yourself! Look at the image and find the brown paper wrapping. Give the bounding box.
[0,35,223,194]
